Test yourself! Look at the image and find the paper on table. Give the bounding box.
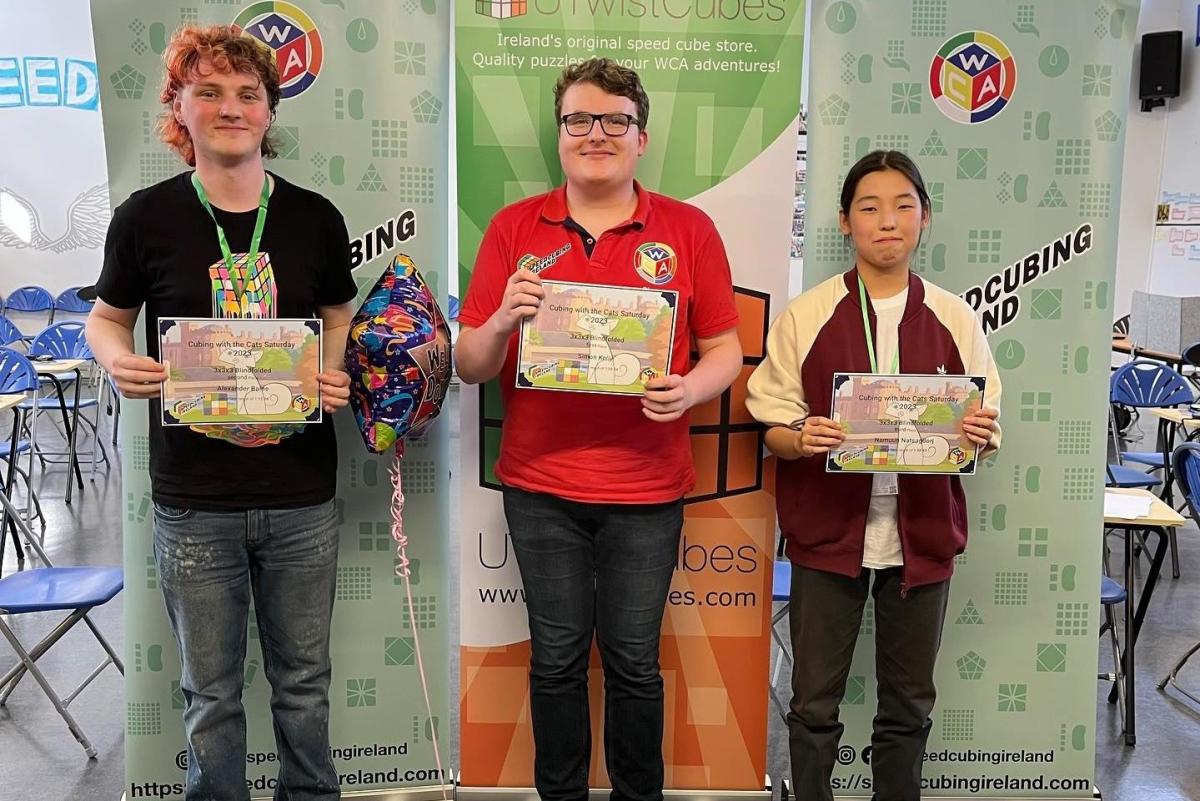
[1103,492,1155,520]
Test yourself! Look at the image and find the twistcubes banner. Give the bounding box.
[455,0,804,793]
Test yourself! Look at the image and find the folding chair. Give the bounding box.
[2,285,55,332]
[1098,575,1128,729]
[0,347,43,562]
[1181,341,1200,395]
[0,483,123,758]
[1159,443,1200,705]
[0,315,23,348]
[27,322,108,483]
[1108,360,1194,577]
[53,287,95,318]
[1112,314,1130,338]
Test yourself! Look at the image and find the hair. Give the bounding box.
[554,58,650,129]
[839,150,931,216]
[157,25,281,166]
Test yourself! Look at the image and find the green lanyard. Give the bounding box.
[191,172,270,301]
[858,274,900,374]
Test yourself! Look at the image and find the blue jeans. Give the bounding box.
[153,500,341,801]
[502,487,684,801]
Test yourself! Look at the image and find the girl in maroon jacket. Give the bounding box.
[747,151,1002,801]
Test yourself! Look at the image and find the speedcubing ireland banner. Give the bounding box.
[806,1,1137,796]
[456,1,804,795]
[92,3,451,797]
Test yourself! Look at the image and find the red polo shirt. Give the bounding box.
[460,183,739,504]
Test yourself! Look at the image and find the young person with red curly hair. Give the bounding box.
[86,25,356,801]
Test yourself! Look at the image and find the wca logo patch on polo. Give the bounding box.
[635,242,677,285]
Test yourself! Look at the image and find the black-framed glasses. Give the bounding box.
[559,112,641,137]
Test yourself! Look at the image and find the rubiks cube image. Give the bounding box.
[202,393,231,415]
[866,444,894,466]
[476,0,527,18]
[555,360,584,384]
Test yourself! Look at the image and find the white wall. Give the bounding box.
[1114,0,1200,316]
[0,0,109,300]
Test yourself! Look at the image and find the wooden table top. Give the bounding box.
[1146,407,1200,428]
[0,394,22,413]
[1111,337,1185,365]
[1104,487,1187,527]
[32,358,86,374]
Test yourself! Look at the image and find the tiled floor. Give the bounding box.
[1,396,1198,800]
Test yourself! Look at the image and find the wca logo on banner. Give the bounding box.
[233,0,324,99]
[0,56,99,110]
[929,31,1016,124]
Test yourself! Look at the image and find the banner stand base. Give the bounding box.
[457,776,774,801]
[831,790,1102,801]
[120,780,1102,801]
[125,787,457,801]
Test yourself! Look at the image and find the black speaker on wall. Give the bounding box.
[1140,30,1182,111]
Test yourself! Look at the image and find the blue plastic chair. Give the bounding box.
[3,285,54,320]
[0,347,43,562]
[2,286,55,341]
[29,321,93,362]
[0,346,37,394]
[0,481,123,757]
[1107,361,1193,490]
[26,323,101,494]
[1159,443,1200,705]
[0,315,23,347]
[53,287,94,315]
[769,559,792,722]
[1108,360,1194,578]
[1099,574,1129,728]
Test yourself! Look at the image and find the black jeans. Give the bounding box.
[787,564,950,801]
[502,487,684,801]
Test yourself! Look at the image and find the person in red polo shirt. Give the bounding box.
[456,58,742,801]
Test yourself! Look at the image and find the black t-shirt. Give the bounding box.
[96,171,357,511]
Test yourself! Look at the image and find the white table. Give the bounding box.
[1103,488,1187,745]
[31,359,86,503]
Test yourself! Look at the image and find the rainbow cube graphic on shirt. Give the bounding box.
[867,444,894,465]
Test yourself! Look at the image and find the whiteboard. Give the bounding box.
[1148,222,1200,294]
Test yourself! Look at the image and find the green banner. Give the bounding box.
[806,1,1137,796]
[91,2,451,797]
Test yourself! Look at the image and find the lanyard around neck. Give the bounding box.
[858,274,900,374]
[191,172,271,301]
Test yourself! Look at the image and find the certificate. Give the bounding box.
[516,280,678,396]
[826,373,987,475]
[159,317,323,426]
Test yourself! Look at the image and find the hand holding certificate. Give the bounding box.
[827,373,988,475]
[516,280,678,396]
[160,318,323,426]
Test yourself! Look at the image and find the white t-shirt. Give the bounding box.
[862,288,908,569]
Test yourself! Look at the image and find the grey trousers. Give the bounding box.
[787,564,950,801]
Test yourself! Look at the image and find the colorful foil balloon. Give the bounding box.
[346,253,452,453]
[344,253,453,795]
